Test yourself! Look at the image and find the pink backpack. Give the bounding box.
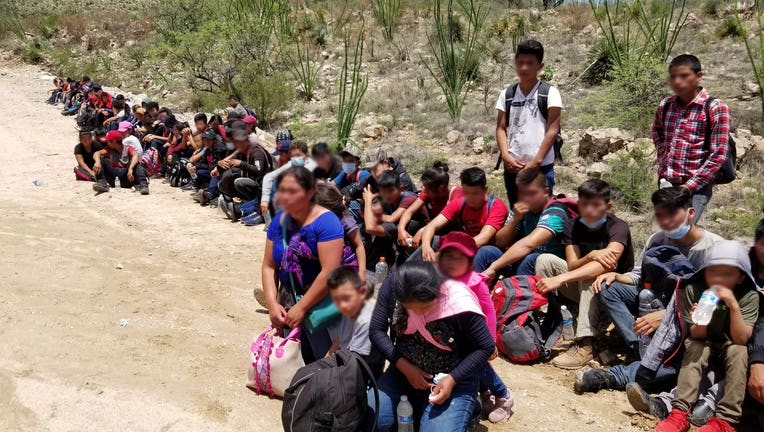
[246,326,304,398]
[141,147,162,177]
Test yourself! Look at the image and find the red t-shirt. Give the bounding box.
[419,186,463,220]
[439,194,509,237]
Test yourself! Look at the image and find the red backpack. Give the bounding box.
[492,275,563,363]
[544,195,579,220]
[141,147,162,177]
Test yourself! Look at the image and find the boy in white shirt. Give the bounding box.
[495,39,562,206]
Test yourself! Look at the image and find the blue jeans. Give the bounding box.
[598,281,640,355]
[473,246,539,276]
[504,164,555,207]
[194,169,211,188]
[478,364,508,398]
[608,360,677,391]
[691,187,712,224]
[368,368,480,432]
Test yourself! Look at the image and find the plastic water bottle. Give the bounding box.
[637,285,665,357]
[692,286,720,326]
[114,177,121,192]
[375,257,389,283]
[659,178,673,189]
[561,306,575,340]
[32,179,46,186]
[397,395,414,432]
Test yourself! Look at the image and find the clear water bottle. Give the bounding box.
[692,286,720,326]
[32,179,46,186]
[114,177,121,192]
[637,285,665,357]
[561,306,575,340]
[375,257,389,283]
[397,395,414,432]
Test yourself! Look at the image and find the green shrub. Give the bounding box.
[0,2,23,37]
[717,16,745,39]
[21,41,43,64]
[541,65,555,81]
[336,29,369,147]
[372,0,403,43]
[603,145,655,212]
[703,0,722,17]
[239,71,294,127]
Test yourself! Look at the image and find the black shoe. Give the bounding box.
[688,400,713,426]
[180,183,195,191]
[574,367,618,394]
[93,179,110,193]
[626,382,669,420]
[139,185,150,195]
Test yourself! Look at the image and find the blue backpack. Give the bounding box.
[640,245,697,306]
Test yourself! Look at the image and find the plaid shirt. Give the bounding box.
[651,88,730,192]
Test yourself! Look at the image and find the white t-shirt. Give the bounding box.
[123,135,143,157]
[495,82,562,166]
[327,301,374,356]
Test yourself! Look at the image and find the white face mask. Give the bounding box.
[665,213,691,240]
[226,142,235,151]
[291,156,306,167]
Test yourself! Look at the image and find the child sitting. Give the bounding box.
[656,240,760,432]
[325,266,383,378]
[437,231,515,423]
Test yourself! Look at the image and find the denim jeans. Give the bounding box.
[368,368,480,432]
[608,360,677,391]
[598,281,640,355]
[504,164,555,207]
[97,158,148,188]
[690,186,712,224]
[478,364,508,398]
[194,169,211,188]
[473,246,539,276]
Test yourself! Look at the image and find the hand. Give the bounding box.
[182,127,191,136]
[489,347,499,361]
[396,358,432,390]
[591,272,617,293]
[503,154,525,173]
[512,202,530,219]
[285,303,306,328]
[228,159,242,167]
[397,229,411,247]
[715,285,739,309]
[634,310,665,336]
[211,167,219,177]
[481,267,496,280]
[521,159,541,172]
[412,229,424,249]
[588,249,619,271]
[749,364,764,404]
[142,134,153,142]
[429,374,456,405]
[260,204,269,217]
[93,162,102,175]
[218,160,231,169]
[268,304,288,329]
[362,185,377,204]
[127,169,135,183]
[537,276,564,294]
[422,246,437,262]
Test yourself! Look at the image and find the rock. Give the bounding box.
[731,131,756,162]
[362,124,388,140]
[115,264,124,270]
[685,13,702,29]
[744,82,761,96]
[472,137,484,155]
[578,128,633,159]
[257,132,277,151]
[586,162,610,178]
[446,130,462,145]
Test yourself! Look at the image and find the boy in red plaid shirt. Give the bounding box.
[652,54,731,223]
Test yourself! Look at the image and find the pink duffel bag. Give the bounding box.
[246,326,304,398]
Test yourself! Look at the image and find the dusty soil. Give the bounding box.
[0,60,652,432]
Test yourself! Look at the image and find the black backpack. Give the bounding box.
[659,96,737,185]
[503,80,564,163]
[169,157,192,188]
[640,245,697,306]
[282,350,379,432]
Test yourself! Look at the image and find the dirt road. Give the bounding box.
[0,60,650,431]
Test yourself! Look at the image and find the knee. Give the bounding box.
[725,344,748,364]
[535,254,566,277]
[683,338,707,357]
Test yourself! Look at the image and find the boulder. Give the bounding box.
[731,131,757,163]
[586,162,610,178]
[472,137,484,155]
[685,13,703,29]
[578,128,633,159]
[446,130,462,145]
[257,132,277,151]
[363,124,388,140]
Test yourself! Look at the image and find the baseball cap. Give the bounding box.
[91,84,102,92]
[438,231,478,258]
[231,128,249,142]
[117,121,133,132]
[242,115,258,125]
[273,140,292,156]
[275,129,294,143]
[201,129,217,140]
[339,143,363,159]
[363,148,388,169]
[78,129,93,136]
[135,107,146,115]
[102,130,123,143]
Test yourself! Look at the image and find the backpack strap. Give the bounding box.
[658,98,673,143]
[504,83,519,129]
[537,80,551,121]
[703,97,716,154]
[351,352,380,432]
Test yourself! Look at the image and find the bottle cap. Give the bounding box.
[400,395,408,402]
[380,257,386,262]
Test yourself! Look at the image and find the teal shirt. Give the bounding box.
[508,203,570,258]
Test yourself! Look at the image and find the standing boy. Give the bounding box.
[495,39,562,206]
[652,54,731,222]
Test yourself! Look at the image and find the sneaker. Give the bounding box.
[139,185,150,195]
[626,382,669,420]
[688,400,714,427]
[655,409,690,432]
[574,367,618,394]
[180,183,195,191]
[241,213,265,226]
[93,179,110,193]
[480,391,495,419]
[220,198,234,220]
[695,418,735,432]
[551,341,593,370]
[191,190,203,202]
[487,395,515,424]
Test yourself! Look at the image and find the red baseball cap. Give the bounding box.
[438,231,478,258]
[101,130,123,143]
[242,115,258,125]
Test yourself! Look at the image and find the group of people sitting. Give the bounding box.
[56,37,764,432]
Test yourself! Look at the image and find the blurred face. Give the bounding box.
[229,98,237,108]
[438,248,471,279]
[669,65,702,98]
[754,238,764,270]
[135,112,145,122]
[402,300,436,316]
[517,181,549,212]
[79,134,93,146]
[245,123,255,134]
[515,53,543,81]
[371,199,384,218]
[329,282,366,319]
[203,138,214,148]
[314,153,332,171]
[425,184,449,202]
[704,265,745,290]
[148,107,159,118]
[289,148,307,159]
[277,175,313,214]
[461,185,487,209]
[107,140,122,151]
[121,129,132,139]
[158,112,168,122]
[370,161,391,180]
[195,120,207,132]
[234,139,249,152]
[379,186,401,206]
[578,197,611,226]
[654,205,695,232]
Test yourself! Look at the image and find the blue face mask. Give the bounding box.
[665,214,691,240]
[342,162,356,175]
[225,142,235,151]
[291,156,306,167]
[580,215,608,229]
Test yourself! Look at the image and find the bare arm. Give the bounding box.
[496,110,510,164]
[381,206,407,223]
[484,227,553,276]
[473,224,498,248]
[296,239,344,311]
[348,229,366,283]
[421,215,450,259]
[529,106,560,167]
[75,154,95,176]
[397,198,425,245]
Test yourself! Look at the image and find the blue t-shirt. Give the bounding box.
[267,211,344,290]
[333,169,371,189]
[508,203,570,258]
